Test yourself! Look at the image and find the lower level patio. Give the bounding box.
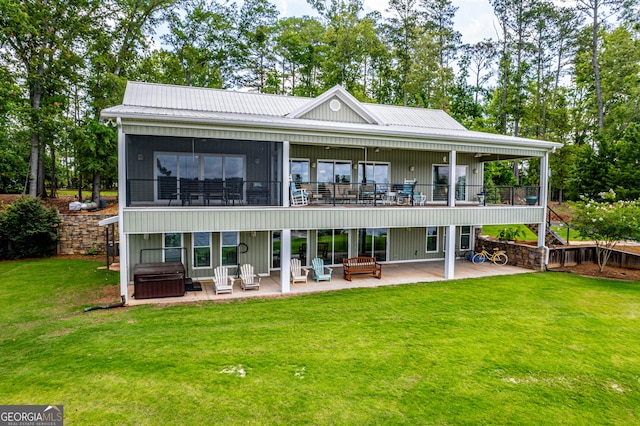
[126,259,532,306]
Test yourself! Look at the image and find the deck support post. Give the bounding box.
[117,117,129,304]
[280,228,291,293]
[444,225,456,279]
[283,140,290,207]
[538,152,549,249]
[448,150,457,207]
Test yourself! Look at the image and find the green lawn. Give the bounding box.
[482,224,587,242]
[56,189,118,197]
[1,259,639,424]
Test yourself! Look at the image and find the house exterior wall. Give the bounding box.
[106,84,561,301]
[120,206,544,234]
[290,145,484,191]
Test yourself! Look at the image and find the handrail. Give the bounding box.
[547,205,571,243]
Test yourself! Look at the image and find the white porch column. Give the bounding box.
[283,140,290,207]
[280,228,291,293]
[444,225,456,279]
[117,117,129,303]
[448,150,457,207]
[537,152,550,248]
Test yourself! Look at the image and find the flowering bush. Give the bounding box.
[571,190,640,272]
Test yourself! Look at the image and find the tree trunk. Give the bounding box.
[29,133,40,197]
[50,144,58,198]
[37,146,46,197]
[92,171,101,204]
[28,77,43,197]
[591,7,605,131]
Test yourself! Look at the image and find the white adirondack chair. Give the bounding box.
[290,258,309,284]
[213,266,234,294]
[239,264,261,291]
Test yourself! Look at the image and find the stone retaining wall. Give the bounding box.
[475,230,545,271]
[58,214,119,255]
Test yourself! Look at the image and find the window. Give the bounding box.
[221,232,238,266]
[460,226,472,250]
[156,153,245,201]
[164,233,183,262]
[426,227,438,253]
[290,160,310,183]
[358,162,389,188]
[193,232,211,268]
[317,229,349,265]
[433,165,468,201]
[318,161,351,183]
[272,231,281,269]
[358,228,387,262]
[292,230,308,265]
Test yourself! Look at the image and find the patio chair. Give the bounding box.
[239,264,261,291]
[397,179,417,205]
[311,258,333,283]
[179,178,202,206]
[225,178,244,205]
[290,258,309,284]
[213,266,234,295]
[290,182,309,206]
[204,178,225,205]
[158,176,178,204]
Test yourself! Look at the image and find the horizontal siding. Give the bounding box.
[122,206,544,234]
[122,123,545,158]
[290,148,484,191]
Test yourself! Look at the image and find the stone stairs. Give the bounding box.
[526,223,567,246]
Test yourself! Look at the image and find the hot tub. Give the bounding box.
[133,262,186,299]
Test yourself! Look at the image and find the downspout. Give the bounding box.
[542,245,550,271]
[539,151,550,271]
[117,116,129,304]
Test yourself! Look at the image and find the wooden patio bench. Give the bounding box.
[342,256,382,281]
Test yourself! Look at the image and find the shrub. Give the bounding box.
[0,196,60,259]
[498,227,522,241]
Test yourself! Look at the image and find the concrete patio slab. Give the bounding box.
[126,260,532,306]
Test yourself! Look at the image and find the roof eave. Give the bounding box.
[103,110,562,151]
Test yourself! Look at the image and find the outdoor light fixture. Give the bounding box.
[473,168,478,174]
[409,165,415,172]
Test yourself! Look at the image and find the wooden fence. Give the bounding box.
[548,246,640,270]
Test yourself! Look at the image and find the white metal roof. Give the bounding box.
[103,81,561,151]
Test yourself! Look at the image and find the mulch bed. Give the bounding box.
[551,262,640,282]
